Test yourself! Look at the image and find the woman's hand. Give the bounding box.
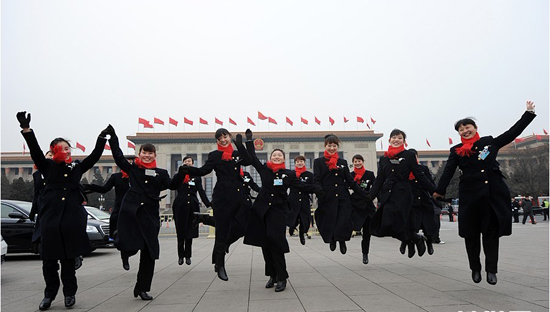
[526,100,535,113]
[100,124,115,138]
[234,134,243,145]
[432,192,443,200]
[245,129,253,141]
[16,111,31,130]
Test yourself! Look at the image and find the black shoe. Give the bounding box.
[275,279,287,292]
[122,255,130,271]
[217,266,228,281]
[426,239,434,255]
[329,241,336,251]
[399,242,406,255]
[39,297,53,310]
[74,256,83,270]
[486,272,497,285]
[415,235,426,257]
[178,257,184,265]
[339,241,347,254]
[133,289,153,300]
[64,295,75,308]
[362,253,369,264]
[471,271,482,283]
[185,257,192,265]
[307,234,311,239]
[299,232,306,245]
[407,241,415,258]
[265,277,276,288]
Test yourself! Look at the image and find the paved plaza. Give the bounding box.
[2,217,548,312]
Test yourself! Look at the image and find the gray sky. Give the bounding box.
[2,0,548,155]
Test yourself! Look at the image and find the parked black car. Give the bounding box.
[1,200,111,254]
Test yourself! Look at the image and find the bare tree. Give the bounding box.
[503,146,549,200]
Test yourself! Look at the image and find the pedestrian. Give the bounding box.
[349,154,376,264]
[314,134,364,254]
[287,155,315,245]
[511,198,521,223]
[521,196,536,225]
[106,125,183,300]
[180,128,250,281]
[434,101,536,285]
[542,199,549,221]
[235,130,324,292]
[17,111,108,310]
[171,156,212,266]
[448,203,455,222]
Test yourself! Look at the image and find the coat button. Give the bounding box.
[141,203,144,205]
[235,167,237,170]
[485,181,488,184]
[415,180,418,183]
[299,199,302,201]
[418,197,421,199]
[298,192,302,194]
[64,188,66,190]
[389,190,392,193]
[335,194,339,197]
[335,173,338,176]
[43,183,46,185]
[334,184,338,187]
[269,203,272,205]
[391,169,394,172]
[187,201,190,204]
[237,189,240,192]
[145,180,148,183]
[188,194,191,196]
[481,169,485,172]
[64,174,68,177]
[271,194,274,196]
[61,197,65,201]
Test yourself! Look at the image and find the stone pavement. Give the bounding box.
[2,217,548,312]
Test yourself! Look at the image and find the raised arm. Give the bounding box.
[493,102,536,148]
[168,166,185,190]
[79,130,108,173]
[107,127,133,173]
[17,112,49,172]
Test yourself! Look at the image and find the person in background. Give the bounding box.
[448,202,455,222]
[521,196,536,225]
[511,198,521,223]
[287,155,315,245]
[542,199,549,221]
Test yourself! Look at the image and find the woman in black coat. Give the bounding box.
[287,155,315,245]
[17,112,107,310]
[171,156,211,266]
[235,130,323,292]
[107,126,182,300]
[349,154,376,264]
[314,134,363,254]
[181,128,250,282]
[368,129,435,258]
[434,101,536,285]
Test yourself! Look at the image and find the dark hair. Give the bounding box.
[352,154,364,162]
[454,117,477,131]
[294,155,306,163]
[324,134,341,146]
[389,129,407,140]
[215,128,231,140]
[271,149,285,159]
[49,137,71,148]
[139,143,156,154]
[182,156,194,164]
[409,148,418,157]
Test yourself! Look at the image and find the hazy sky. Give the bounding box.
[2,0,548,155]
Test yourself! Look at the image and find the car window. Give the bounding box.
[1,204,17,218]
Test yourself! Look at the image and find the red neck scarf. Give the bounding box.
[324,150,339,170]
[121,170,129,178]
[266,161,286,173]
[218,143,234,161]
[384,145,405,159]
[295,166,306,178]
[455,133,480,157]
[183,175,190,184]
[134,158,157,169]
[409,159,419,180]
[240,168,244,177]
[51,145,73,164]
[353,166,366,184]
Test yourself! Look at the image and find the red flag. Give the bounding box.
[199,118,208,125]
[315,117,321,125]
[154,117,164,125]
[104,144,111,151]
[268,117,277,124]
[76,142,86,152]
[247,117,256,126]
[514,138,525,143]
[215,118,223,126]
[536,134,542,141]
[544,129,548,135]
[329,116,335,126]
[229,118,237,126]
[448,137,453,145]
[357,116,364,123]
[143,123,154,128]
[128,142,135,149]
[301,117,308,125]
[23,143,26,155]
[184,117,193,125]
[138,117,151,126]
[426,139,431,147]
[370,116,376,124]
[258,111,268,120]
[286,117,293,126]
[344,117,349,123]
[366,122,370,129]
[169,117,178,126]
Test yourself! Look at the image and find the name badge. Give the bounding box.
[145,169,156,176]
[273,178,283,186]
[389,159,400,165]
[243,177,250,183]
[479,146,490,160]
[188,180,196,186]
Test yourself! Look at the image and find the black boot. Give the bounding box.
[299,229,306,245]
[426,237,434,255]
[339,241,347,254]
[39,297,53,310]
[414,234,426,257]
[217,266,228,281]
[486,272,497,285]
[185,257,192,265]
[265,277,276,288]
[407,241,415,258]
[275,279,287,292]
[362,253,369,264]
[178,257,184,265]
[134,289,153,300]
[471,270,482,283]
[329,241,336,251]
[122,253,130,271]
[399,241,407,255]
[64,295,75,308]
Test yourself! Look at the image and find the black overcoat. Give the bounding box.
[238,141,321,253]
[171,175,211,239]
[30,171,46,243]
[350,169,376,231]
[109,136,181,259]
[286,171,314,230]
[186,147,250,243]
[87,172,130,238]
[231,171,261,239]
[369,149,435,241]
[313,157,363,243]
[435,111,536,238]
[410,165,438,235]
[22,130,105,260]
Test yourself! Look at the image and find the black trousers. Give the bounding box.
[261,246,288,281]
[522,211,535,224]
[177,238,193,259]
[433,212,442,242]
[449,212,454,222]
[123,248,155,292]
[42,258,77,299]
[512,209,520,222]
[360,216,372,255]
[543,209,548,221]
[464,209,499,274]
